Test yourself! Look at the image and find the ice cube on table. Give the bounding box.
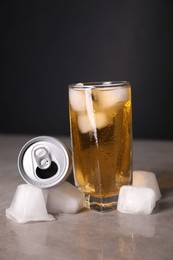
[117,185,156,215]
[69,88,86,112]
[47,181,85,214]
[98,88,129,108]
[6,184,55,223]
[77,112,108,133]
[133,171,161,201]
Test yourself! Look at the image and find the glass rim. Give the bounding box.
[68,81,130,89]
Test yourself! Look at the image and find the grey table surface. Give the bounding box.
[0,135,173,260]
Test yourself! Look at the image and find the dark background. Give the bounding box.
[0,0,172,139]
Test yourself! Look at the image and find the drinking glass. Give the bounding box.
[69,81,132,212]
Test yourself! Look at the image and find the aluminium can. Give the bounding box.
[18,136,72,188]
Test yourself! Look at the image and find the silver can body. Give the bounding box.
[18,136,72,188]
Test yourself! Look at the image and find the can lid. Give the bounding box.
[18,136,72,188]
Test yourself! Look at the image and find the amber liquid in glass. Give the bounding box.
[69,85,132,212]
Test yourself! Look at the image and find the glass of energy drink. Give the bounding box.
[69,81,132,212]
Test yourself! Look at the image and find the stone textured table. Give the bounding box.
[0,135,173,260]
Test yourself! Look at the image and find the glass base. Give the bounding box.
[85,195,118,213]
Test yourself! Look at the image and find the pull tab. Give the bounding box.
[33,147,51,170]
